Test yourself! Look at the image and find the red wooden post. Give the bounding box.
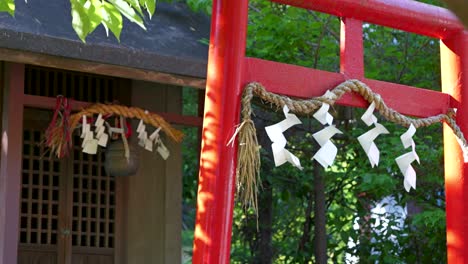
[340,18,364,78]
[441,32,468,263]
[192,0,249,263]
[0,63,24,264]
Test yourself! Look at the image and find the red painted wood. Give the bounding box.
[441,32,468,263]
[271,0,464,39]
[243,57,346,96]
[0,63,24,264]
[192,0,249,263]
[340,18,364,78]
[243,57,450,117]
[22,94,203,127]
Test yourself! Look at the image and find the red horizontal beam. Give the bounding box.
[243,57,450,117]
[23,94,203,127]
[271,0,465,39]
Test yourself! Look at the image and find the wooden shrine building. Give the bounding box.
[0,1,208,263]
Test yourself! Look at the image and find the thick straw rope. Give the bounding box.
[237,79,468,213]
[47,103,184,158]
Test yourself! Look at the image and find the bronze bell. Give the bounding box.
[104,140,139,177]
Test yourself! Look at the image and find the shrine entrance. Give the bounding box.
[18,66,127,264]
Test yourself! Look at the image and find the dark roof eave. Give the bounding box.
[0,28,208,79]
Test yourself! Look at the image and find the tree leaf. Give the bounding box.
[143,0,156,18]
[84,0,104,34]
[102,1,123,41]
[108,0,146,30]
[70,0,91,42]
[124,0,144,16]
[0,0,15,16]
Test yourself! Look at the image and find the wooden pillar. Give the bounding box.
[441,32,468,263]
[192,0,249,263]
[0,63,24,264]
[340,18,364,79]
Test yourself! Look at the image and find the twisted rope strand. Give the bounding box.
[237,79,468,213]
[46,103,184,158]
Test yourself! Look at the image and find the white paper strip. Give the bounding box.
[145,139,153,152]
[81,116,90,138]
[361,102,378,126]
[94,114,108,147]
[81,131,93,148]
[83,139,98,154]
[137,119,145,133]
[358,123,389,167]
[97,133,109,147]
[138,131,148,147]
[313,103,333,126]
[95,114,104,128]
[96,126,105,139]
[395,124,420,192]
[157,140,170,160]
[265,105,303,169]
[312,125,342,168]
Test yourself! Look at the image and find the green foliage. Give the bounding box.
[185,0,211,14]
[0,0,14,16]
[1,0,163,42]
[71,0,150,42]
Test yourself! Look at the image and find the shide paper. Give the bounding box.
[395,124,420,192]
[81,115,98,155]
[311,95,342,168]
[135,112,170,159]
[95,114,109,147]
[358,102,389,167]
[313,102,333,126]
[312,125,342,168]
[265,105,303,169]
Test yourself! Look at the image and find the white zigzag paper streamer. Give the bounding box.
[137,111,153,151]
[395,124,420,192]
[95,114,109,147]
[81,115,99,155]
[265,105,303,169]
[312,125,342,168]
[311,94,342,168]
[358,102,389,167]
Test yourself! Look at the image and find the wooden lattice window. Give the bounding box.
[71,134,116,249]
[24,65,120,103]
[20,129,60,245]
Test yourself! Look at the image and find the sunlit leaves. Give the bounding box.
[107,0,146,30]
[0,0,15,16]
[102,1,123,39]
[71,0,91,42]
[69,0,155,42]
[141,0,155,18]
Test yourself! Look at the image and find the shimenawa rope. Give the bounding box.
[46,103,184,158]
[236,79,468,213]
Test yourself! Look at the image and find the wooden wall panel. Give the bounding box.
[124,81,182,264]
[18,249,57,264]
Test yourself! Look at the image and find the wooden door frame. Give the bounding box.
[0,62,25,264]
[0,63,130,263]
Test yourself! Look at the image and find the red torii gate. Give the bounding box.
[192,0,467,263]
